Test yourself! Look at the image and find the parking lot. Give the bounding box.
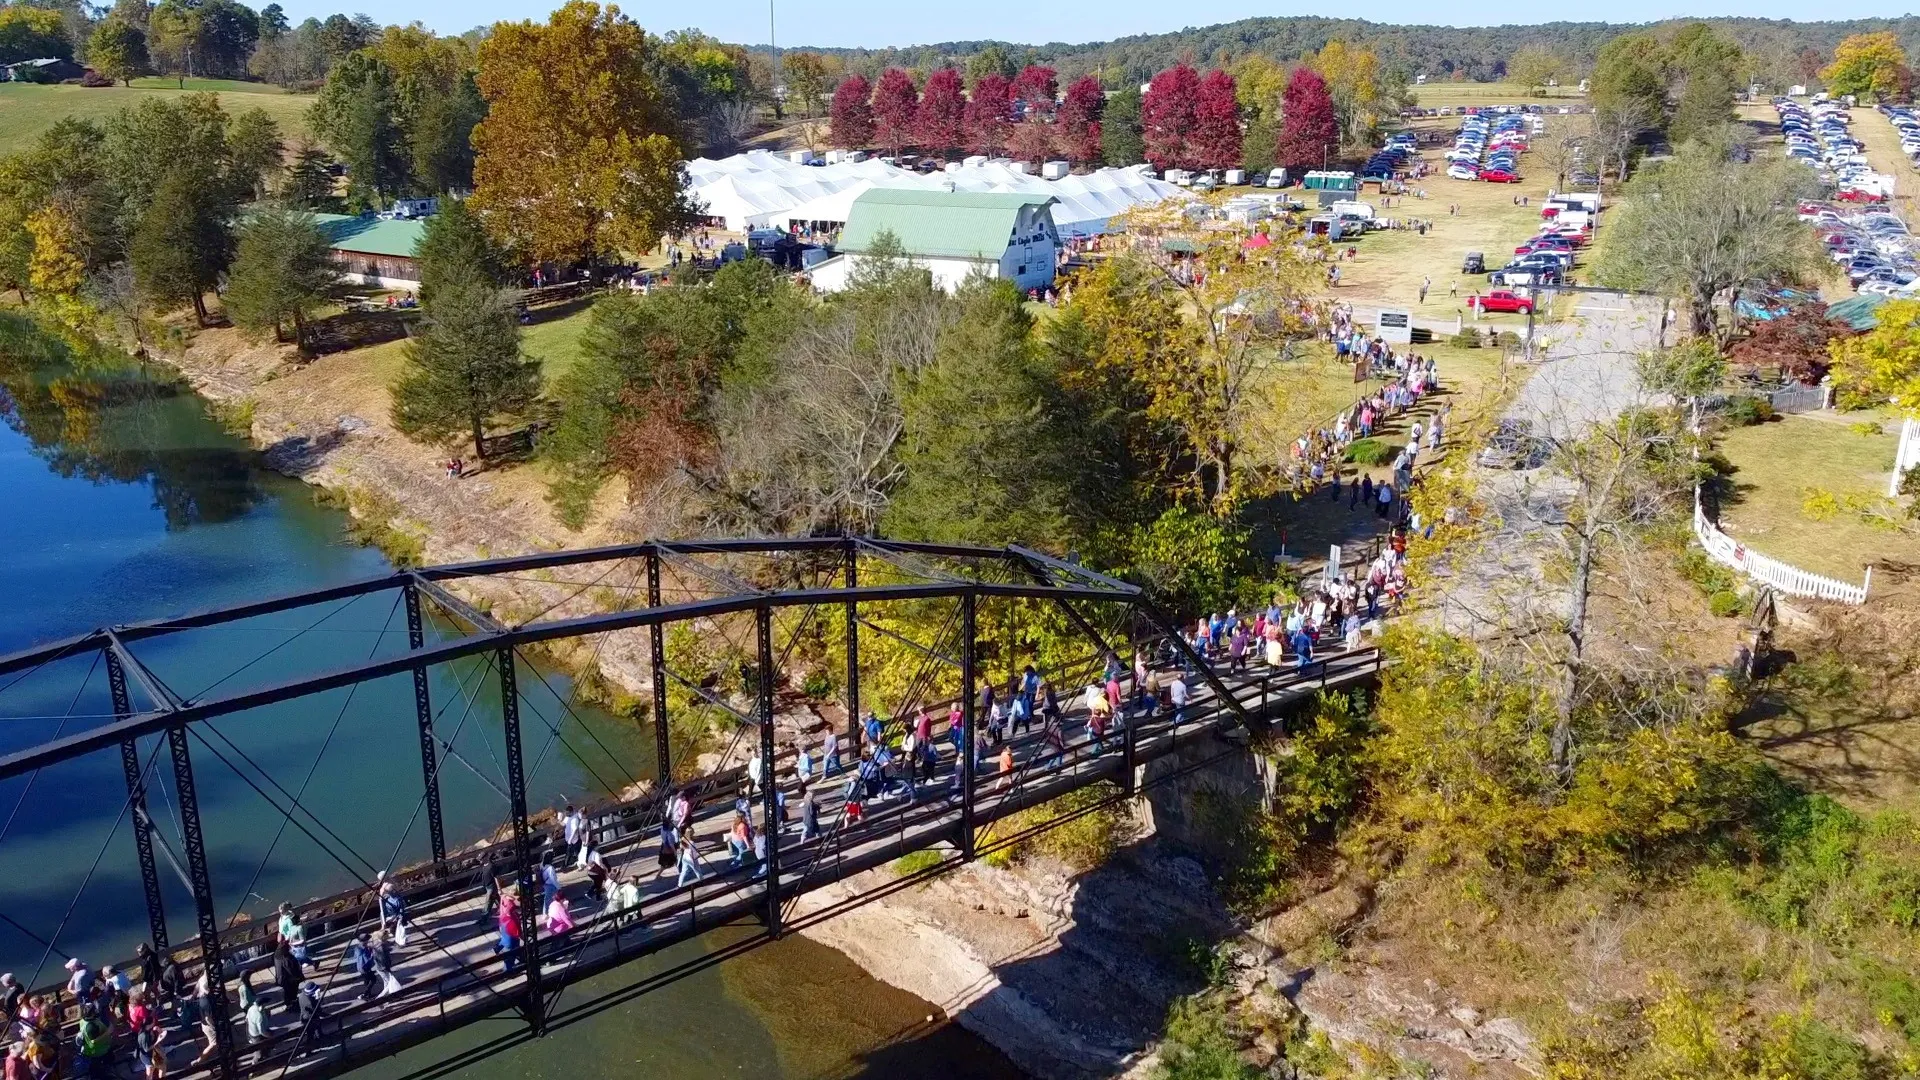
[1773,96,1917,298]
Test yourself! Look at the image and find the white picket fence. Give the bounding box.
[1692,493,1872,604]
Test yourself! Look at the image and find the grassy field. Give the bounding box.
[0,81,314,155]
[1846,103,1919,231]
[1322,110,1589,327]
[1715,410,1905,580]
[1409,81,1584,108]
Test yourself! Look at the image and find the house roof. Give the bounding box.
[837,189,1056,260]
[310,213,427,260]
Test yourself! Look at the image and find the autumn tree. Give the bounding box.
[471,0,691,267]
[390,272,543,460]
[1823,32,1909,101]
[0,6,70,65]
[223,207,336,352]
[1010,64,1058,119]
[916,67,966,158]
[964,72,1012,156]
[784,51,833,118]
[1101,84,1143,166]
[1232,54,1288,174]
[25,204,86,298]
[1828,298,1920,414]
[829,73,874,149]
[1191,68,1241,170]
[1275,67,1337,175]
[1726,306,1849,383]
[1312,40,1387,147]
[871,67,920,157]
[1056,75,1104,164]
[88,18,149,86]
[1141,63,1201,170]
[1006,115,1054,163]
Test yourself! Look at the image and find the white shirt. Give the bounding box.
[562,810,585,846]
[1168,679,1189,706]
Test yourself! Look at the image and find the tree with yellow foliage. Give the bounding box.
[1072,202,1320,511]
[471,1,694,266]
[1821,32,1909,102]
[25,204,86,298]
[1310,40,1393,148]
[1828,297,1920,414]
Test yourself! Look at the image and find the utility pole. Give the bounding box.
[769,0,780,118]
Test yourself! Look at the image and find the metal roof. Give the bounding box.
[310,212,427,259]
[836,189,1056,260]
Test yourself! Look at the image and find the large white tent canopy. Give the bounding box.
[683,149,1187,236]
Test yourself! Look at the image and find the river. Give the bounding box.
[0,315,1019,1080]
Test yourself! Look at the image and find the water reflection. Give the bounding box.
[0,316,262,529]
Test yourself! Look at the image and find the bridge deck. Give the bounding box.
[49,648,1382,1080]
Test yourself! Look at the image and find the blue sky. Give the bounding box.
[278,0,1911,47]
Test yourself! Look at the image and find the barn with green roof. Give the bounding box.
[310,213,428,289]
[807,188,1060,294]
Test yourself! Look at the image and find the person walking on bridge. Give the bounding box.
[822,729,840,776]
[271,940,301,1018]
[497,888,524,973]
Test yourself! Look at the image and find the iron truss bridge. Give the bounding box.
[0,537,1381,1080]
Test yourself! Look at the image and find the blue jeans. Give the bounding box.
[498,930,520,972]
[678,858,703,886]
[824,752,841,775]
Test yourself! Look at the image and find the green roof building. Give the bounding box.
[811,189,1061,294]
[310,212,428,288]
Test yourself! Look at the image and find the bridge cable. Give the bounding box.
[23,735,167,991]
[0,650,100,846]
[186,592,362,704]
[521,557,648,793]
[224,592,402,928]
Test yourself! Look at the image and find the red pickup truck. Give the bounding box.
[1470,289,1535,314]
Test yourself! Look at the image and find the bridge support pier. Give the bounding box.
[649,552,669,786]
[404,584,448,864]
[108,650,168,952]
[757,604,781,937]
[958,590,976,860]
[497,648,545,1036]
[168,725,235,1079]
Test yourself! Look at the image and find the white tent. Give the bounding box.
[682,153,1188,236]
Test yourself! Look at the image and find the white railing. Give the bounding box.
[1692,493,1872,604]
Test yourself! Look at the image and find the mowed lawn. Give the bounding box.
[1715,411,1905,581]
[1409,81,1585,109]
[0,80,314,155]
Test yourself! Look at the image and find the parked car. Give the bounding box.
[1478,168,1521,183]
[1462,250,1486,273]
[1469,289,1535,314]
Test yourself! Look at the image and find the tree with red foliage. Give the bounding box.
[1010,64,1059,120]
[964,73,1012,156]
[1274,67,1337,175]
[1191,68,1242,170]
[917,67,966,157]
[1006,118,1055,163]
[829,74,875,149]
[872,67,921,155]
[1726,306,1852,383]
[1141,63,1202,170]
[1056,75,1105,164]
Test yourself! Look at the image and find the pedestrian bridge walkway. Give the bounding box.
[0,538,1384,1080]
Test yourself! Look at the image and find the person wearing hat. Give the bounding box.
[64,958,93,1002]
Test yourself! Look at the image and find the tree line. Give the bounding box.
[824,41,1400,175]
[763,15,1920,94]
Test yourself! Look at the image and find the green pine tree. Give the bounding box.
[389,271,543,460]
[130,167,232,325]
[414,198,509,307]
[223,206,335,352]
